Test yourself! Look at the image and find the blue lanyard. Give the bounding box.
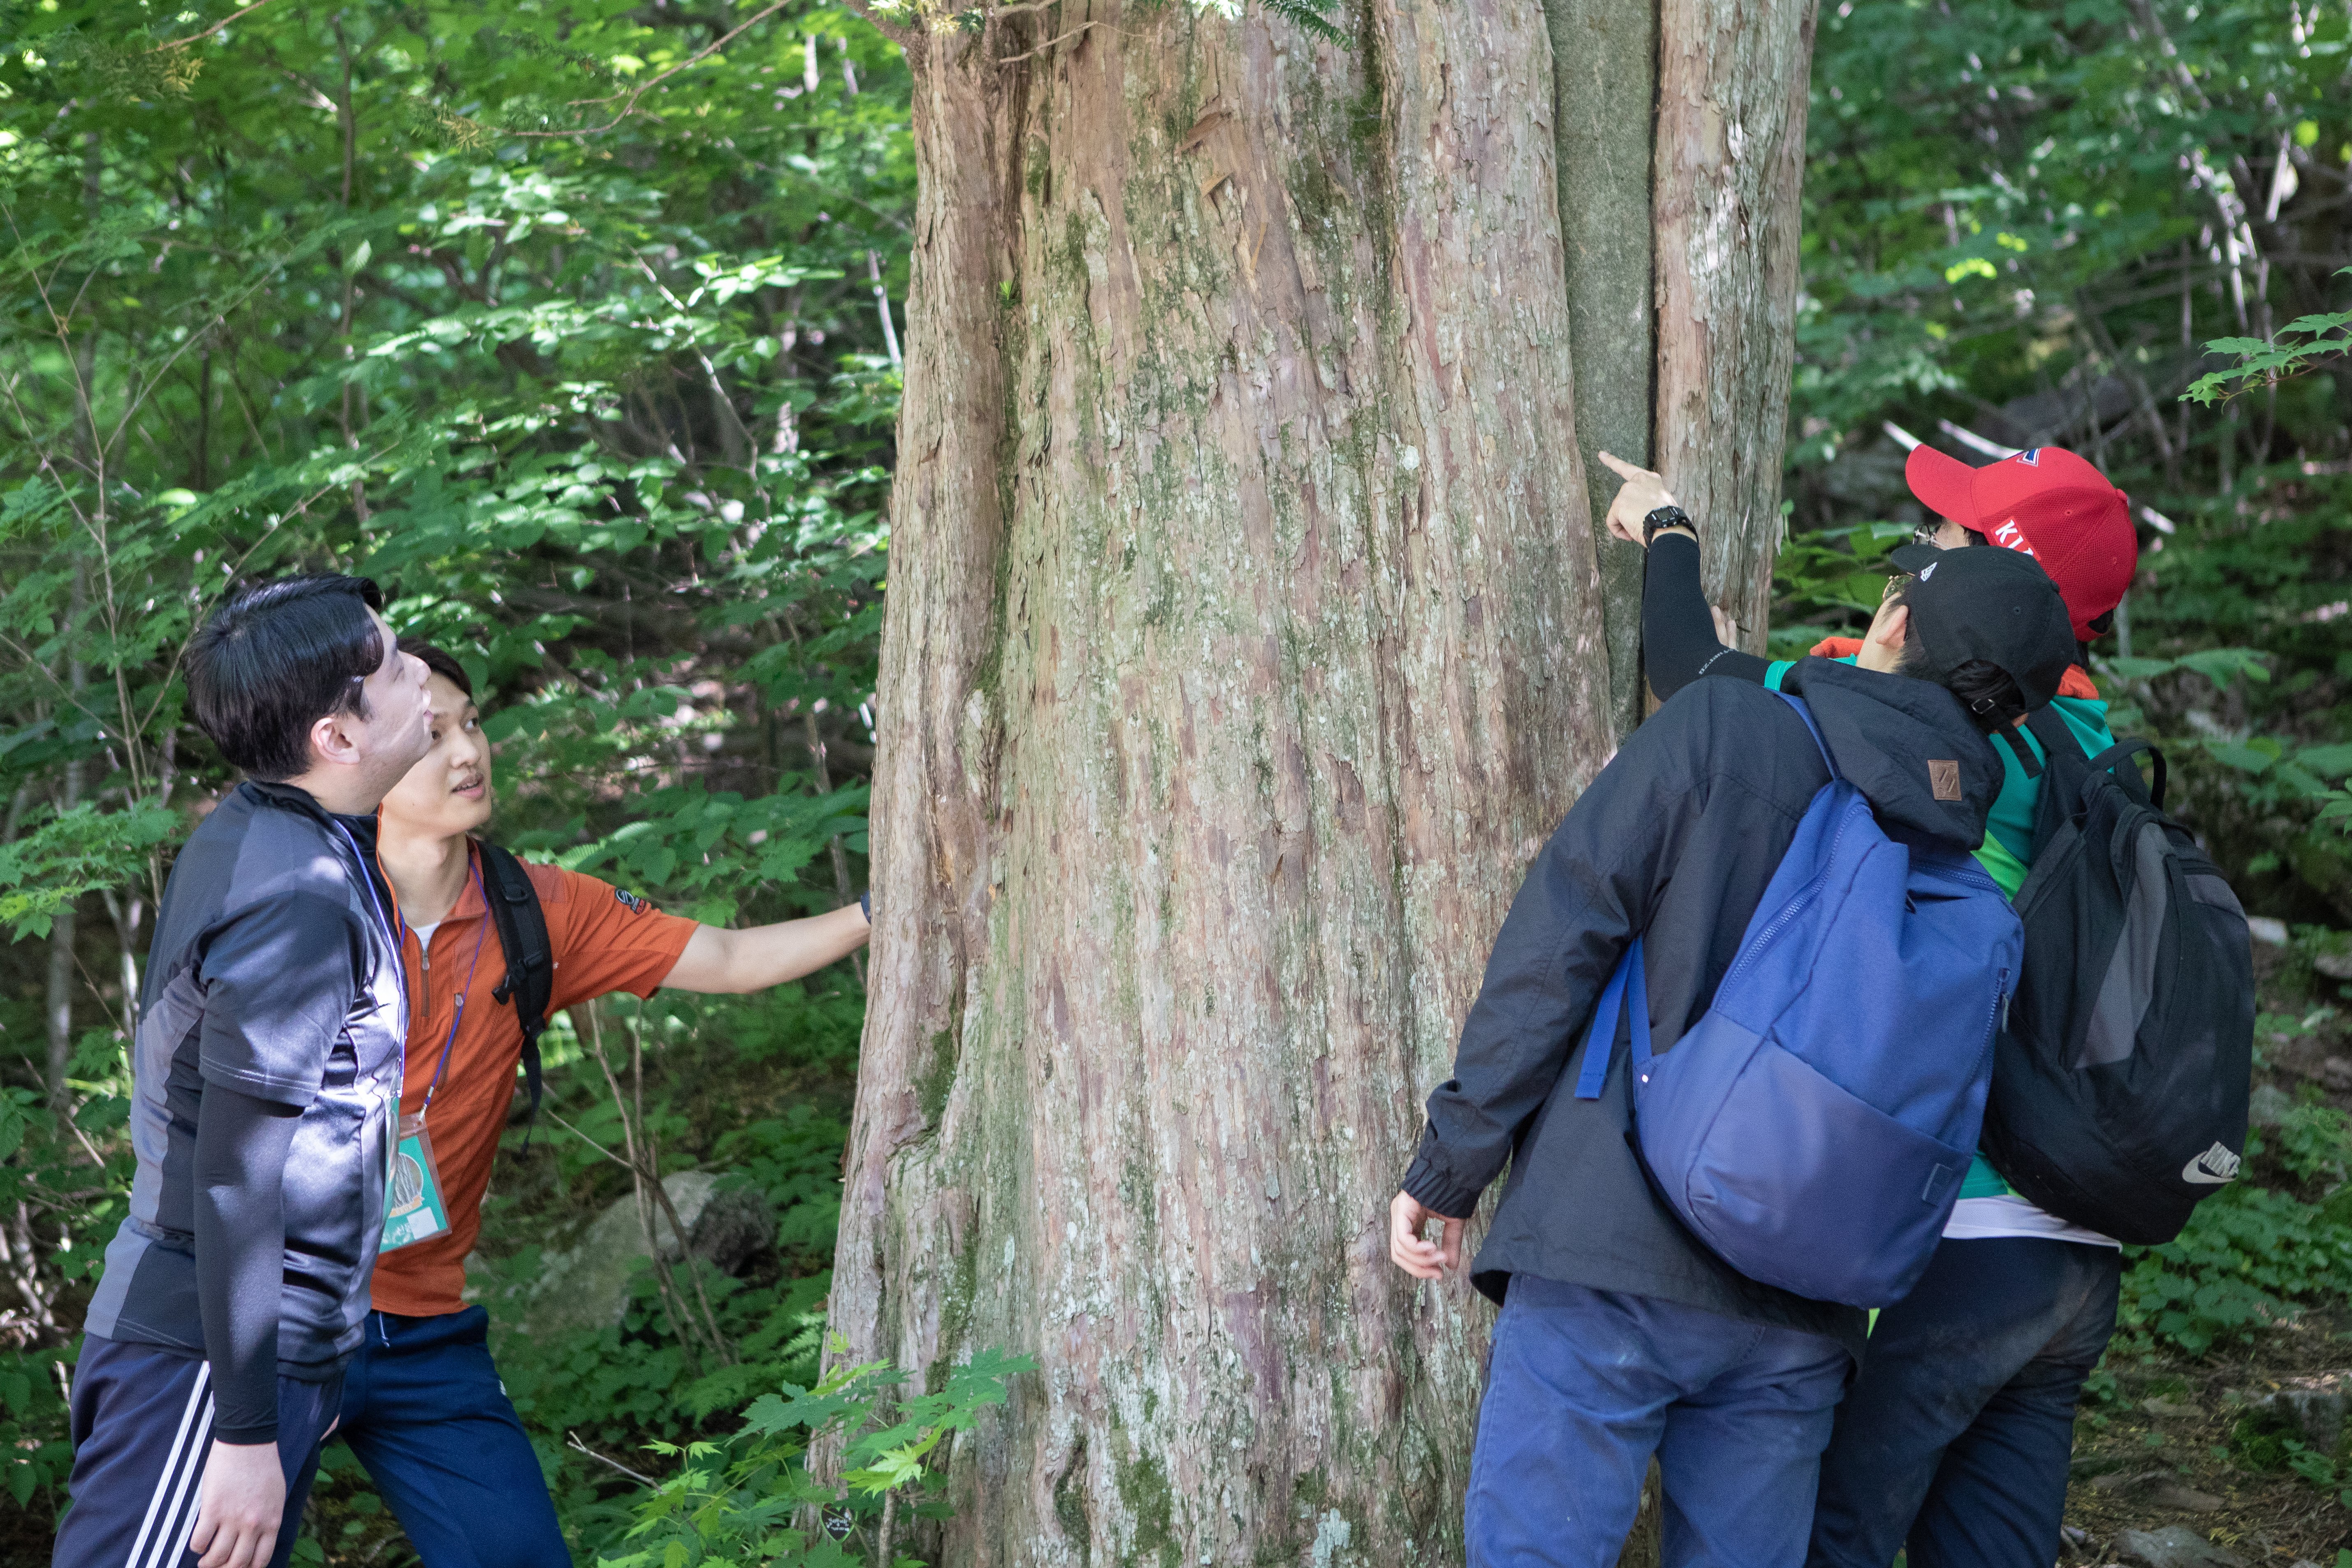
[334,817,403,950]
[419,857,493,1114]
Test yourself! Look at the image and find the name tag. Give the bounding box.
[382,1113,452,1252]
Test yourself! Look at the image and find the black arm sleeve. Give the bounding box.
[1643,532,1770,700]
[194,1084,302,1444]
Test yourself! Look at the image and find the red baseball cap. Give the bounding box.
[1905,444,2138,642]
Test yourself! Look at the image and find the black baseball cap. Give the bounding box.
[1886,542,2076,715]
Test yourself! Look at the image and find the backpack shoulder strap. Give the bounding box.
[1573,938,1650,1100]
[2024,706,2091,767]
[2086,737,2167,812]
[1772,692,1840,781]
[475,840,555,1133]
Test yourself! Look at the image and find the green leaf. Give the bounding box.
[2208,743,2274,774]
[2296,745,2352,778]
[2176,649,2271,686]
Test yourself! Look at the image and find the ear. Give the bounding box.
[1868,602,1911,653]
[308,710,364,771]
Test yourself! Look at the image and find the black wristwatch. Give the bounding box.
[1643,505,1693,545]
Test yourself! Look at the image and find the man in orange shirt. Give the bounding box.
[338,644,873,1566]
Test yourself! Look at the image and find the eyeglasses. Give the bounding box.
[1913,521,1992,549]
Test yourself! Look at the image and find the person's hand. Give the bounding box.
[1710,605,1738,646]
[1597,451,1679,547]
[1389,1190,1466,1281]
[190,1440,285,1568]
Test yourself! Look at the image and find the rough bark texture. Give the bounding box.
[836,0,1815,1558]
[1549,0,1656,735]
[1652,0,1819,651]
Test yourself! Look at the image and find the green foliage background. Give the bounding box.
[0,0,2345,1558]
[0,0,913,1558]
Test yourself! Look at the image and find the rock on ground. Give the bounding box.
[2247,1083,2296,1127]
[2115,1526,2248,1568]
[523,1171,775,1338]
[2245,1372,2352,1457]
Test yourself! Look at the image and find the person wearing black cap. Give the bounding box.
[1599,456,2131,1568]
[1386,501,2077,1565]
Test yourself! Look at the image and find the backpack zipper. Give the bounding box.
[1720,795,1863,993]
[1977,967,2009,1068]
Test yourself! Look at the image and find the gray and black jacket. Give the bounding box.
[87,781,407,1441]
[1400,661,2007,1360]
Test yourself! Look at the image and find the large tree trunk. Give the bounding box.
[835,0,1814,1558]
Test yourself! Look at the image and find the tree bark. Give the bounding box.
[1550,0,1656,735]
[834,0,1814,1558]
[1652,0,1819,653]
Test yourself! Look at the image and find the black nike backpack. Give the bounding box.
[1977,709,2255,1246]
[476,839,556,1134]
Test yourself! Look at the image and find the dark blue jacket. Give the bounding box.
[1400,661,2005,1357]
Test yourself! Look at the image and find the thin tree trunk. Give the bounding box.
[45,659,83,1107]
[44,891,78,1105]
[1653,0,1819,650]
[1550,0,1656,730]
[832,0,1813,1559]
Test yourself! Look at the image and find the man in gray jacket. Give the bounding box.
[59,576,432,1568]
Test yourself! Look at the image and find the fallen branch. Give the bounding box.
[567,1431,658,1487]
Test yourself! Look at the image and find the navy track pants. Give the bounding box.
[54,1333,343,1568]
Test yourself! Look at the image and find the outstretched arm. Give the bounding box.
[660,901,872,994]
[1597,450,1769,699]
[1644,535,1770,697]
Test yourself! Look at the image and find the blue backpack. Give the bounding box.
[1573,693,2024,1308]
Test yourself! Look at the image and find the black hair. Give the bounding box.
[399,640,475,701]
[1890,584,1935,681]
[1889,586,2029,734]
[187,574,387,780]
[1943,659,2030,733]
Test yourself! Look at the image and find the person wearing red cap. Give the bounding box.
[1601,445,2146,1568]
[1903,444,2138,644]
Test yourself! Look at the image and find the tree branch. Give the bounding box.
[153,0,285,52]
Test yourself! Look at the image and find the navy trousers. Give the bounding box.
[1466,1276,1853,1568]
[56,1333,343,1568]
[334,1306,571,1568]
[1807,1236,2122,1568]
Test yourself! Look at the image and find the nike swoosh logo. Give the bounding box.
[2183,1157,2236,1185]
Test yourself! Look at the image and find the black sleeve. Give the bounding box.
[1397,709,1705,1217]
[1643,532,1770,699]
[194,1084,303,1444]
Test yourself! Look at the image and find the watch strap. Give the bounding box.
[1643,505,1692,544]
